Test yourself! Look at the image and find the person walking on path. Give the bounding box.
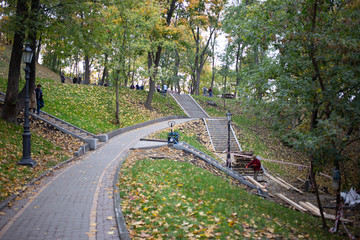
[60,72,65,83]
[35,84,44,114]
[208,87,212,97]
[203,86,207,96]
[246,155,262,181]
[163,84,168,93]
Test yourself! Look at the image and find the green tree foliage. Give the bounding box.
[179,0,225,95]
[223,0,360,228]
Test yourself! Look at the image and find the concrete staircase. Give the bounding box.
[34,111,108,152]
[0,91,107,155]
[170,93,209,118]
[204,118,242,153]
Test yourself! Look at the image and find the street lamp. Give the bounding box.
[18,43,37,167]
[226,110,232,168]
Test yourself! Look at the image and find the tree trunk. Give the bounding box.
[84,55,90,84]
[235,42,243,97]
[115,70,120,125]
[145,49,161,109]
[100,54,108,86]
[193,27,200,95]
[35,35,41,64]
[174,48,181,94]
[144,0,177,109]
[310,159,328,229]
[211,32,217,89]
[1,0,28,123]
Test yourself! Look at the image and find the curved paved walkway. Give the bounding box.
[0,118,191,240]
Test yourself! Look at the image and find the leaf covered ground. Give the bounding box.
[0,114,83,201]
[120,147,344,240]
[119,120,357,239]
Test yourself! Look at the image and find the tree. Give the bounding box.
[225,0,360,229]
[182,0,225,95]
[1,0,40,124]
[144,0,178,109]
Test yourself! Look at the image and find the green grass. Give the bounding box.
[0,78,184,134]
[120,158,342,239]
[0,75,184,200]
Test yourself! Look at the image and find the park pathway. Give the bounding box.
[0,118,191,240]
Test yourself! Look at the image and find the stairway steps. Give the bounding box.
[171,94,208,118]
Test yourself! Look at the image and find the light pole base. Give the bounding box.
[18,158,37,167]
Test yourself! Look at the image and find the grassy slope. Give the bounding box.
[0,78,184,134]
[121,151,343,239]
[0,43,184,200]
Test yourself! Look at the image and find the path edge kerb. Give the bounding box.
[114,156,131,240]
[107,115,188,139]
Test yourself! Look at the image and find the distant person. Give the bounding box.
[73,77,77,84]
[60,72,65,83]
[35,84,44,114]
[78,74,82,84]
[30,88,36,113]
[246,155,262,181]
[208,87,212,97]
[203,86,207,96]
[163,84,167,92]
[136,83,139,90]
[130,83,135,89]
[157,84,160,92]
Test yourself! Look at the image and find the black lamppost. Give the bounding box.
[226,110,232,168]
[18,43,37,167]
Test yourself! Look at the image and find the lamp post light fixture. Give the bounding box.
[18,43,37,167]
[226,110,232,168]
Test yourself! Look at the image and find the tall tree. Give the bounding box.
[144,0,178,109]
[1,0,41,124]
[224,0,360,229]
[182,0,225,95]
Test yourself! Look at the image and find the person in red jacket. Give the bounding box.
[246,155,262,181]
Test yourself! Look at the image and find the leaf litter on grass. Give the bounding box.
[0,115,83,201]
[119,146,342,240]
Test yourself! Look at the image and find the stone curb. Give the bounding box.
[114,156,131,240]
[107,115,188,139]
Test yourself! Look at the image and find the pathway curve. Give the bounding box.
[0,118,191,240]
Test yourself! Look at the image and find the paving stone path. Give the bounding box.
[0,118,191,240]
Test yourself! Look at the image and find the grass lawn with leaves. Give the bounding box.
[0,118,81,201]
[119,156,342,239]
[0,75,183,201]
[0,78,184,134]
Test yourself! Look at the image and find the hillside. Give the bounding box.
[0,43,184,201]
[0,43,59,82]
[1,43,358,238]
